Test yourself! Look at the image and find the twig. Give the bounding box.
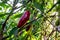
[47,30,55,40]
[1,9,13,40]
[48,29,55,40]
[13,0,18,7]
[2,13,12,31]
[47,19,55,27]
[46,2,58,13]
[49,30,55,37]
[1,0,18,40]
[2,0,18,32]
[46,19,56,40]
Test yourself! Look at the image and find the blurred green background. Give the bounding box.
[0,0,60,40]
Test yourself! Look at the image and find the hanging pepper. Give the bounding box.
[17,10,30,28]
[26,24,31,31]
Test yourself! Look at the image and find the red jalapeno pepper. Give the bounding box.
[17,11,30,28]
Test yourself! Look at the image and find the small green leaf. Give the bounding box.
[33,2,44,12]
[13,14,23,18]
[55,19,60,26]
[9,27,18,36]
[0,2,11,8]
[0,13,9,17]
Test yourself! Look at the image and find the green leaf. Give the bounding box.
[1,0,9,3]
[55,19,60,26]
[12,13,23,18]
[19,31,27,40]
[0,13,9,17]
[0,2,11,8]
[9,27,18,36]
[33,2,44,12]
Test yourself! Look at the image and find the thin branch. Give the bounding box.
[47,30,55,40]
[46,19,56,40]
[46,2,58,13]
[47,19,55,27]
[1,0,19,40]
[2,15,10,30]
[49,30,55,37]
[2,0,19,31]
[13,0,18,7]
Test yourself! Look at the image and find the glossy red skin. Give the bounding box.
[17,11,30,28]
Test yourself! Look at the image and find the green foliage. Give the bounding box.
[9,27,18,36]
[0,0,60,40]
[33,2,44,12]
[55,19,60,26]
[0,13,9,17]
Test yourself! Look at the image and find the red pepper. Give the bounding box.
[17,11,30,28]
[26,25,31,31]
